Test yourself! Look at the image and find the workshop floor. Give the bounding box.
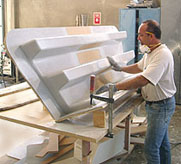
[105,104,181,164]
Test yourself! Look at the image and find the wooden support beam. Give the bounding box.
[74,139,83,161]
[74,139,91,162]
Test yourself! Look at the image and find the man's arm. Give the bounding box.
[116,75,149,90]
[121,63,142,74]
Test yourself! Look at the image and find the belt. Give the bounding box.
[146,96,173,105]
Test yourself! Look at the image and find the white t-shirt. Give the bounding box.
[137,44,176,101]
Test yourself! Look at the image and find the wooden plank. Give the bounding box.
[47,133,59,152]
[0,101,52,123]
[0,98,39,111]
[0,88,39,111]
[0,82,30,97]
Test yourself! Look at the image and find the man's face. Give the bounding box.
[137,23,150,46]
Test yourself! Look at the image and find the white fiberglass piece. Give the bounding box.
[6,26,135,120]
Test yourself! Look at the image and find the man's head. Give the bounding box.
[138,20,161,47]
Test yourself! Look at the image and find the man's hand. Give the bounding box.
[96,83,118,94]
[107,56,122,71]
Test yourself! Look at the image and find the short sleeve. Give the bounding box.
[141,54,167,85]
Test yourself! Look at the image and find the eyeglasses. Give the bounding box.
[138,31,153,36]
[145,31,153,35]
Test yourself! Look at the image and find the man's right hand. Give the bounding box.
[107,56,122,72]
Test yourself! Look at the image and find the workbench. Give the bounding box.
[0,82,144,163]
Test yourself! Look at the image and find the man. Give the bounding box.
[96,20,176,164]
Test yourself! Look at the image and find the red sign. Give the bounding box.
[93,12,101,25]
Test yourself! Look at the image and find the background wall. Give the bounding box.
[14,0,130,29]
[161,0,181,104]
